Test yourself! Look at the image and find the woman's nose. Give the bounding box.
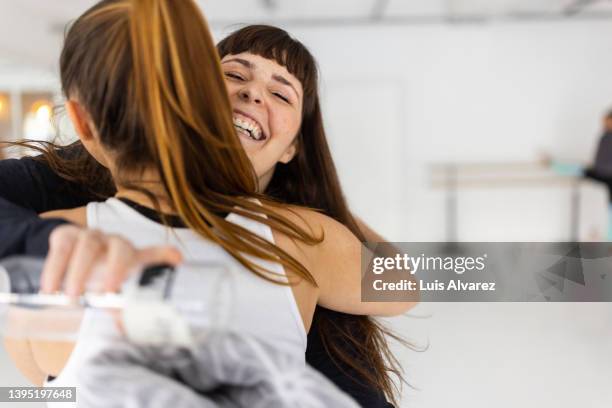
[238,88,263,104]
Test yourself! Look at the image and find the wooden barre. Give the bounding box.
[430,176,579,189]
[430,161,551,174]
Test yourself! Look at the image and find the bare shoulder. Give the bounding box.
[266,204,361,268]
[40,207,88,227]
[267,204,354,240]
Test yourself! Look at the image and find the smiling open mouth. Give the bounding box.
[233,112,266,141]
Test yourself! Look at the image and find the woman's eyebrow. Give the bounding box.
[272,74,300,99]
[222,57,300,99]
[221,58,252,68]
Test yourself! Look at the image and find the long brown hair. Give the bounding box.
[41,1,323,287]
[218,25,410,405]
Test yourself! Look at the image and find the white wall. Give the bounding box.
[225,20,612,241]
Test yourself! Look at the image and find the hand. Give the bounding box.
[40,225,182,296]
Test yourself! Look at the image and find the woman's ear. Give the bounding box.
[65,100,94,141]
[279,136,299,164]
[65,100,109,168]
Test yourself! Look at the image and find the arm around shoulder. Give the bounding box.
[298,211,417,317]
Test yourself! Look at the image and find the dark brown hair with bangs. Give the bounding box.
[218,24,409,405]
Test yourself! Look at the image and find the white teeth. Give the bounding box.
[233,114,264,141]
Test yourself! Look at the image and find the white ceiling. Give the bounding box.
[1,0,612,73]
[198,0,612,21]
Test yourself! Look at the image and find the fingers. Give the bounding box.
[64,229,107,297]
[104,241,183,293]
[136,246,183,267]
[102,235,137,293]
[41,224,183,297]
[40,225,80,294]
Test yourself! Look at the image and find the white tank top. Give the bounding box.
[45,198,306,407]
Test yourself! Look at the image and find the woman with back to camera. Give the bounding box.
[2,1,416,407]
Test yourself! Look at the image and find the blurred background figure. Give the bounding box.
[590,110,612,178]
[545,109,612,240]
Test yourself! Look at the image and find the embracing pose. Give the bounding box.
[1,1,417,407]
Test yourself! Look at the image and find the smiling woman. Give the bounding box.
[222,53,303,191]
[217,25,413,407]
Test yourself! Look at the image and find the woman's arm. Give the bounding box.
[0,161,86,383]
[3,215,183,385]
[274,208,417,318]
[0,153,93,213]
[0,144,96,258]
[1,208,86,384]
[0,197,70,258]
[314,213,416,317]
[4,207,181,385]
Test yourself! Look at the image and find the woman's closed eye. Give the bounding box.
[224,72,245,81]
[272,91,290,104]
